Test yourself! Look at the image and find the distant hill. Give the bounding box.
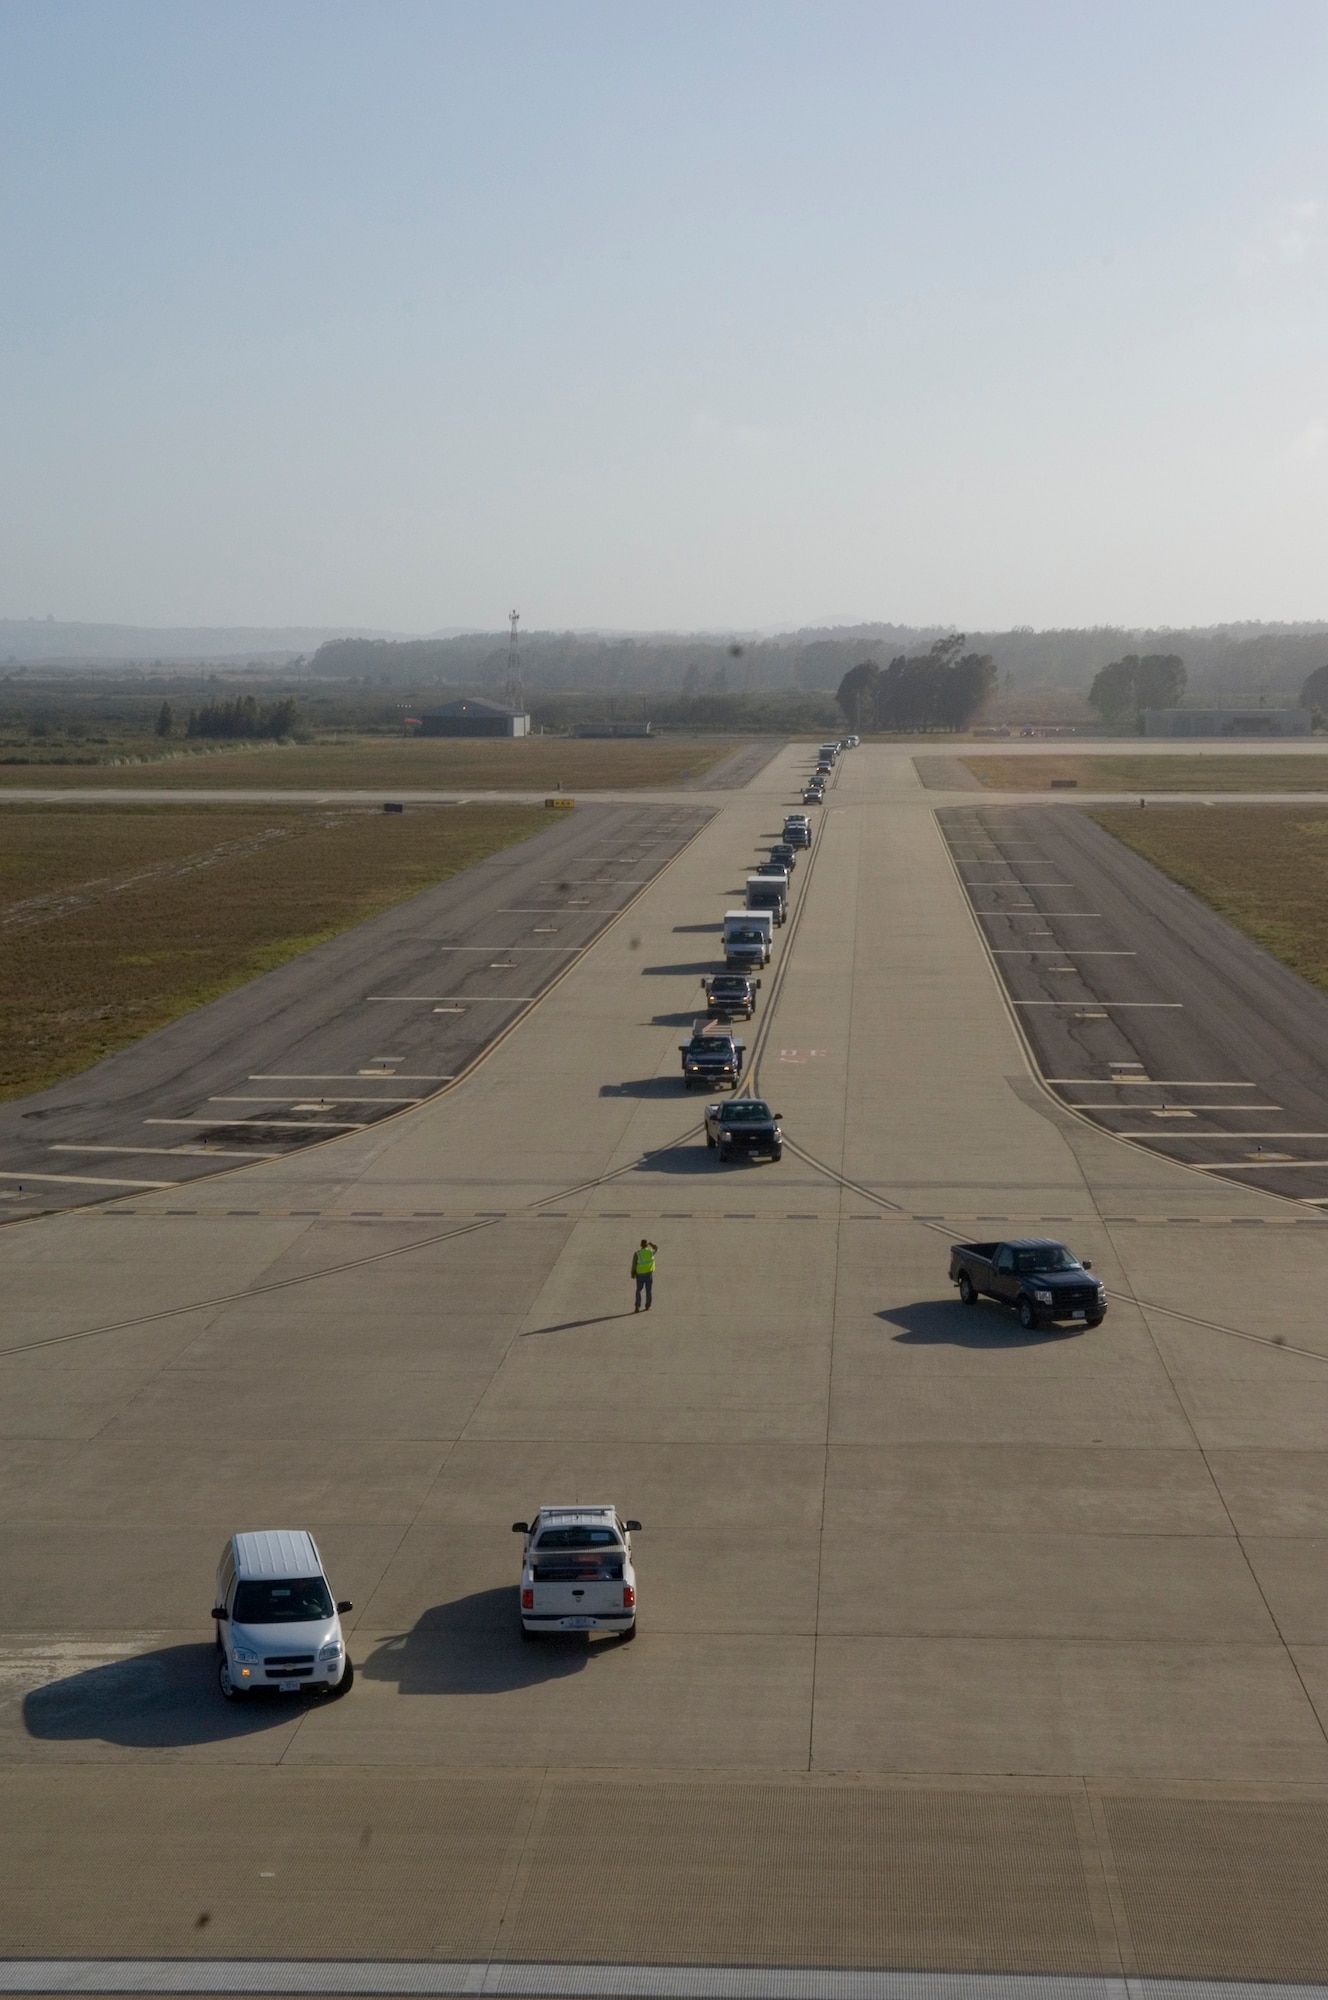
[6,615,1326,704]
[309,620,1328,703]
[0,619,455,664]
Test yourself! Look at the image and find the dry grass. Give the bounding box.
[1090,804,1328,995]
[0,736,738,792]
[0,802,541,1098]
[963,754,1328,791]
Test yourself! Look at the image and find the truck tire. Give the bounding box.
[770,1146,783,1162]
[957,1272,978,1306]
[1086,1314,1104,1327]
[1017,1295,1038,1331]
[705,1131,715,1149]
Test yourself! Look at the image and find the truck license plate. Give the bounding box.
[1072,1310,1086,1319]
[279,1679,302,1692]
[563,1617,595,1630]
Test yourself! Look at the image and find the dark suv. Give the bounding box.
[768,841,796,872]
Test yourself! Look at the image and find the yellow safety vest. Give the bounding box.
[633,1247,655,1275]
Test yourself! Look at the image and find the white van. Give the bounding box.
[212,1529,352,1701]
[723,910,772,966]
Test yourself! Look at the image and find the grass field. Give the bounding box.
[0,802,541,1099]
[0,736,738,791]
[1091,805,1328,995]
[963,754,1328,791]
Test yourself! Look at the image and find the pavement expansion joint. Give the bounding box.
[6,1969,1328,2000]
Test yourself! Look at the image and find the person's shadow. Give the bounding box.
[23,1643,295,1746]
[879,1301,1086,1348]
[362,1589,629,1694]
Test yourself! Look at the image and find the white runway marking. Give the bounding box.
[206,1095,424,1105]
[50,1144,285,1158]
[0,1170,171,1189]
[1047,1078,1258,1086]
[144,1117,366,1130]
[1013,1000,1182,1008]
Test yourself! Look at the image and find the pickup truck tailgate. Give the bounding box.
[531,1552,625,1617]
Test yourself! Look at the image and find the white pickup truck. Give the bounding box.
[513,1505,641,1640]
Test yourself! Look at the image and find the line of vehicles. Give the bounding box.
[678,738,853,1164]
[212,743,863,1689]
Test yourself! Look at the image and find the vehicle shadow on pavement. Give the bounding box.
[629,1144,715,1174]
[672,923,722,933]
[599,1077,685,1098]
[640,961,724,977]
[362,1589,616,1693]
[23,1643,294,1746]
[878,1302,1087,1348]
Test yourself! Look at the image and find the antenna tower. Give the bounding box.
[503,609,523,713]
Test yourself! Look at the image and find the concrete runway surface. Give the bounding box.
[0,801,709,1216]
[6,745,1328,1986]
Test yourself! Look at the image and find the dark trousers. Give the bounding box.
[634,1272,653,1309]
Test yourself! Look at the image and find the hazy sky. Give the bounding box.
[3,2,1327,633]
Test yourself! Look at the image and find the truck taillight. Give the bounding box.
[623,1585,635,1609]
[521,1588,533,1610]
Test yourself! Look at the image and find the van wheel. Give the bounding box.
[329,1654,354,1697]
[1017,1295,1038,1331]
[218,1657,243,1701]
[957,1272,977,1305]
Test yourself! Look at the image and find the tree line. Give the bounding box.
[1086,653,1186,728]
[155,696,299,740]
[835,637,998,733]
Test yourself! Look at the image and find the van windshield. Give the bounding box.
[233,1577,334,1623]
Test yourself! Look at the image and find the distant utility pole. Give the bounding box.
[503,608,524,713]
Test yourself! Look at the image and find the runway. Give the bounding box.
[5,744,1328,1983]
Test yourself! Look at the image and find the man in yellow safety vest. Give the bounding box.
[631,1239,658,1313]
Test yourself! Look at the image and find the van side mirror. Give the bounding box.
[624,1520,642,1532]
[336,1600,353,1614]
[511,1521,529,1534]
[1082,1260,1093,1270]
[211,1607,227,1620]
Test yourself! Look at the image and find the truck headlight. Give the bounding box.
[318,1641,342,1660]
[232,1647,258,1664]
[1034,1289,1054,1305]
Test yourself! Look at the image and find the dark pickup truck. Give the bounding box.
[701,973,759,1020]
[704,1097,783,1163]
[949,1238,1107,1330]
[680,1022,745,1091]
